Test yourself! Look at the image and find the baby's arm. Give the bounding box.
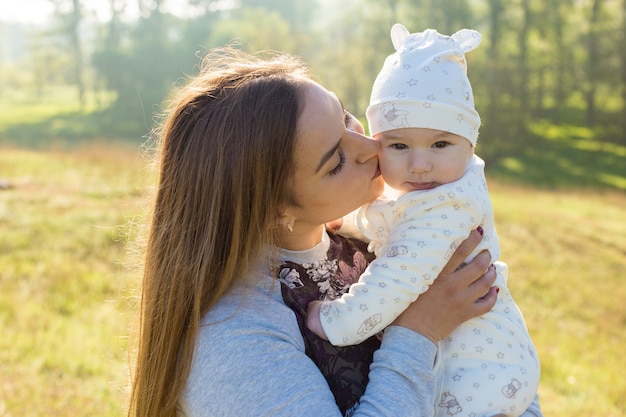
[312,180,487,346]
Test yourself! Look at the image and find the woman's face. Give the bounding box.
[287,80,384,229]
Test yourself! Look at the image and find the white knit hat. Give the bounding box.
[366,24,482,145]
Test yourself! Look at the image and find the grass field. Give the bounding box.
[1,85,625,416]
[1,143,625,416]
[489,183,626,416]
[0,144,148,416]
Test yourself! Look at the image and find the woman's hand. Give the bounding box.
[306,300,329,340]
[391,229,498,344]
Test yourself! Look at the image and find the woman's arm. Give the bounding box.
[181,231,497,417]
[180,284,441,417]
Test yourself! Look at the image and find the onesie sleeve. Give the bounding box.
[320,158,491,346]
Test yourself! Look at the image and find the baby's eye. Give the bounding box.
[433,141,449,148]
[391,143,408,150]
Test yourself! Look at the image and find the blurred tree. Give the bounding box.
[48,0,86,107]
[312,0,395,118]
[93,0,198,135]
[91,0,127,109]
[585,0,603,127]
[29,31,74,96]
[519,0,531,124]
[545,0,569,124]
[622,0,626,132]
[69,0,85,107]
[483,0,504,159]
[417,0,476,33]
[208,8,296,52]
[91,0,246,136]
[127,0,179,117]
[12,0,625,145]
[239,0,317,32]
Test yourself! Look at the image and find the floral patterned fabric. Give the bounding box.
[276,232,380,416]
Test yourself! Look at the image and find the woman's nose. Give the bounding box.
[352,132,381,164]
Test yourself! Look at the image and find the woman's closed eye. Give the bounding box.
[329,149,346,176]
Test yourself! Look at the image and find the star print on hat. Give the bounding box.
[366,24,482,145]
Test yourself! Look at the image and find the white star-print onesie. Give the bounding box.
[319,155,540,417]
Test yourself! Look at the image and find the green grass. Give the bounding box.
[0,144,625,416]
[490,184,626,416]
[487,119,626,191]
[0,86,144,146]
[1,91,625,415]
[3,87,626,192]
[0,144,148,416]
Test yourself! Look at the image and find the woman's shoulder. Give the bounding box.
[180,277,318,416]
[201,276,301,337]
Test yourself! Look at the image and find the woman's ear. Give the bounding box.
[276,212,296,232]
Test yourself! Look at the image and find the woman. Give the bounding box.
[128,48,532,417]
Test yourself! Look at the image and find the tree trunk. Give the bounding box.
[519,0,530,123]
[69,0,85,108]
[485,0,504,160]
[622,0,626,135]
[551,0,566,124]
[586,0,602,127]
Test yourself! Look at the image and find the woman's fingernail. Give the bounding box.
[477,226,484,236]
[496,287,500,294]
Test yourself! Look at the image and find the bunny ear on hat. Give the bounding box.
[366,24,482,144]
[391,23,410,51]
[452,29,481,53]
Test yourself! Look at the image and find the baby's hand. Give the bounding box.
[306,300,329,340]
[325,218,343,233]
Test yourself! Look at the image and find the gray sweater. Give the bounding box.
[178,232,542,417]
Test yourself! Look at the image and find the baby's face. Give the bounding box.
[375,127,473,193]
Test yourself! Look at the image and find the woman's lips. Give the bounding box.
[372,166,381,180]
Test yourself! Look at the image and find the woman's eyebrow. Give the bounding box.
[336,96,346,111]
[315,140,341,173]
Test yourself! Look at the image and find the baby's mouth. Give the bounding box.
[409,182,437,191]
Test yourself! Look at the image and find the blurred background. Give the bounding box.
[1,0,625,183]
[1,0,625,416]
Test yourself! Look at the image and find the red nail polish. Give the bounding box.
[477,226,484,236]
[496,287,500,294]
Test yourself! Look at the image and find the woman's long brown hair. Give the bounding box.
[128,48,309,417]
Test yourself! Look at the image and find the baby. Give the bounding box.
[307,24,540,417]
